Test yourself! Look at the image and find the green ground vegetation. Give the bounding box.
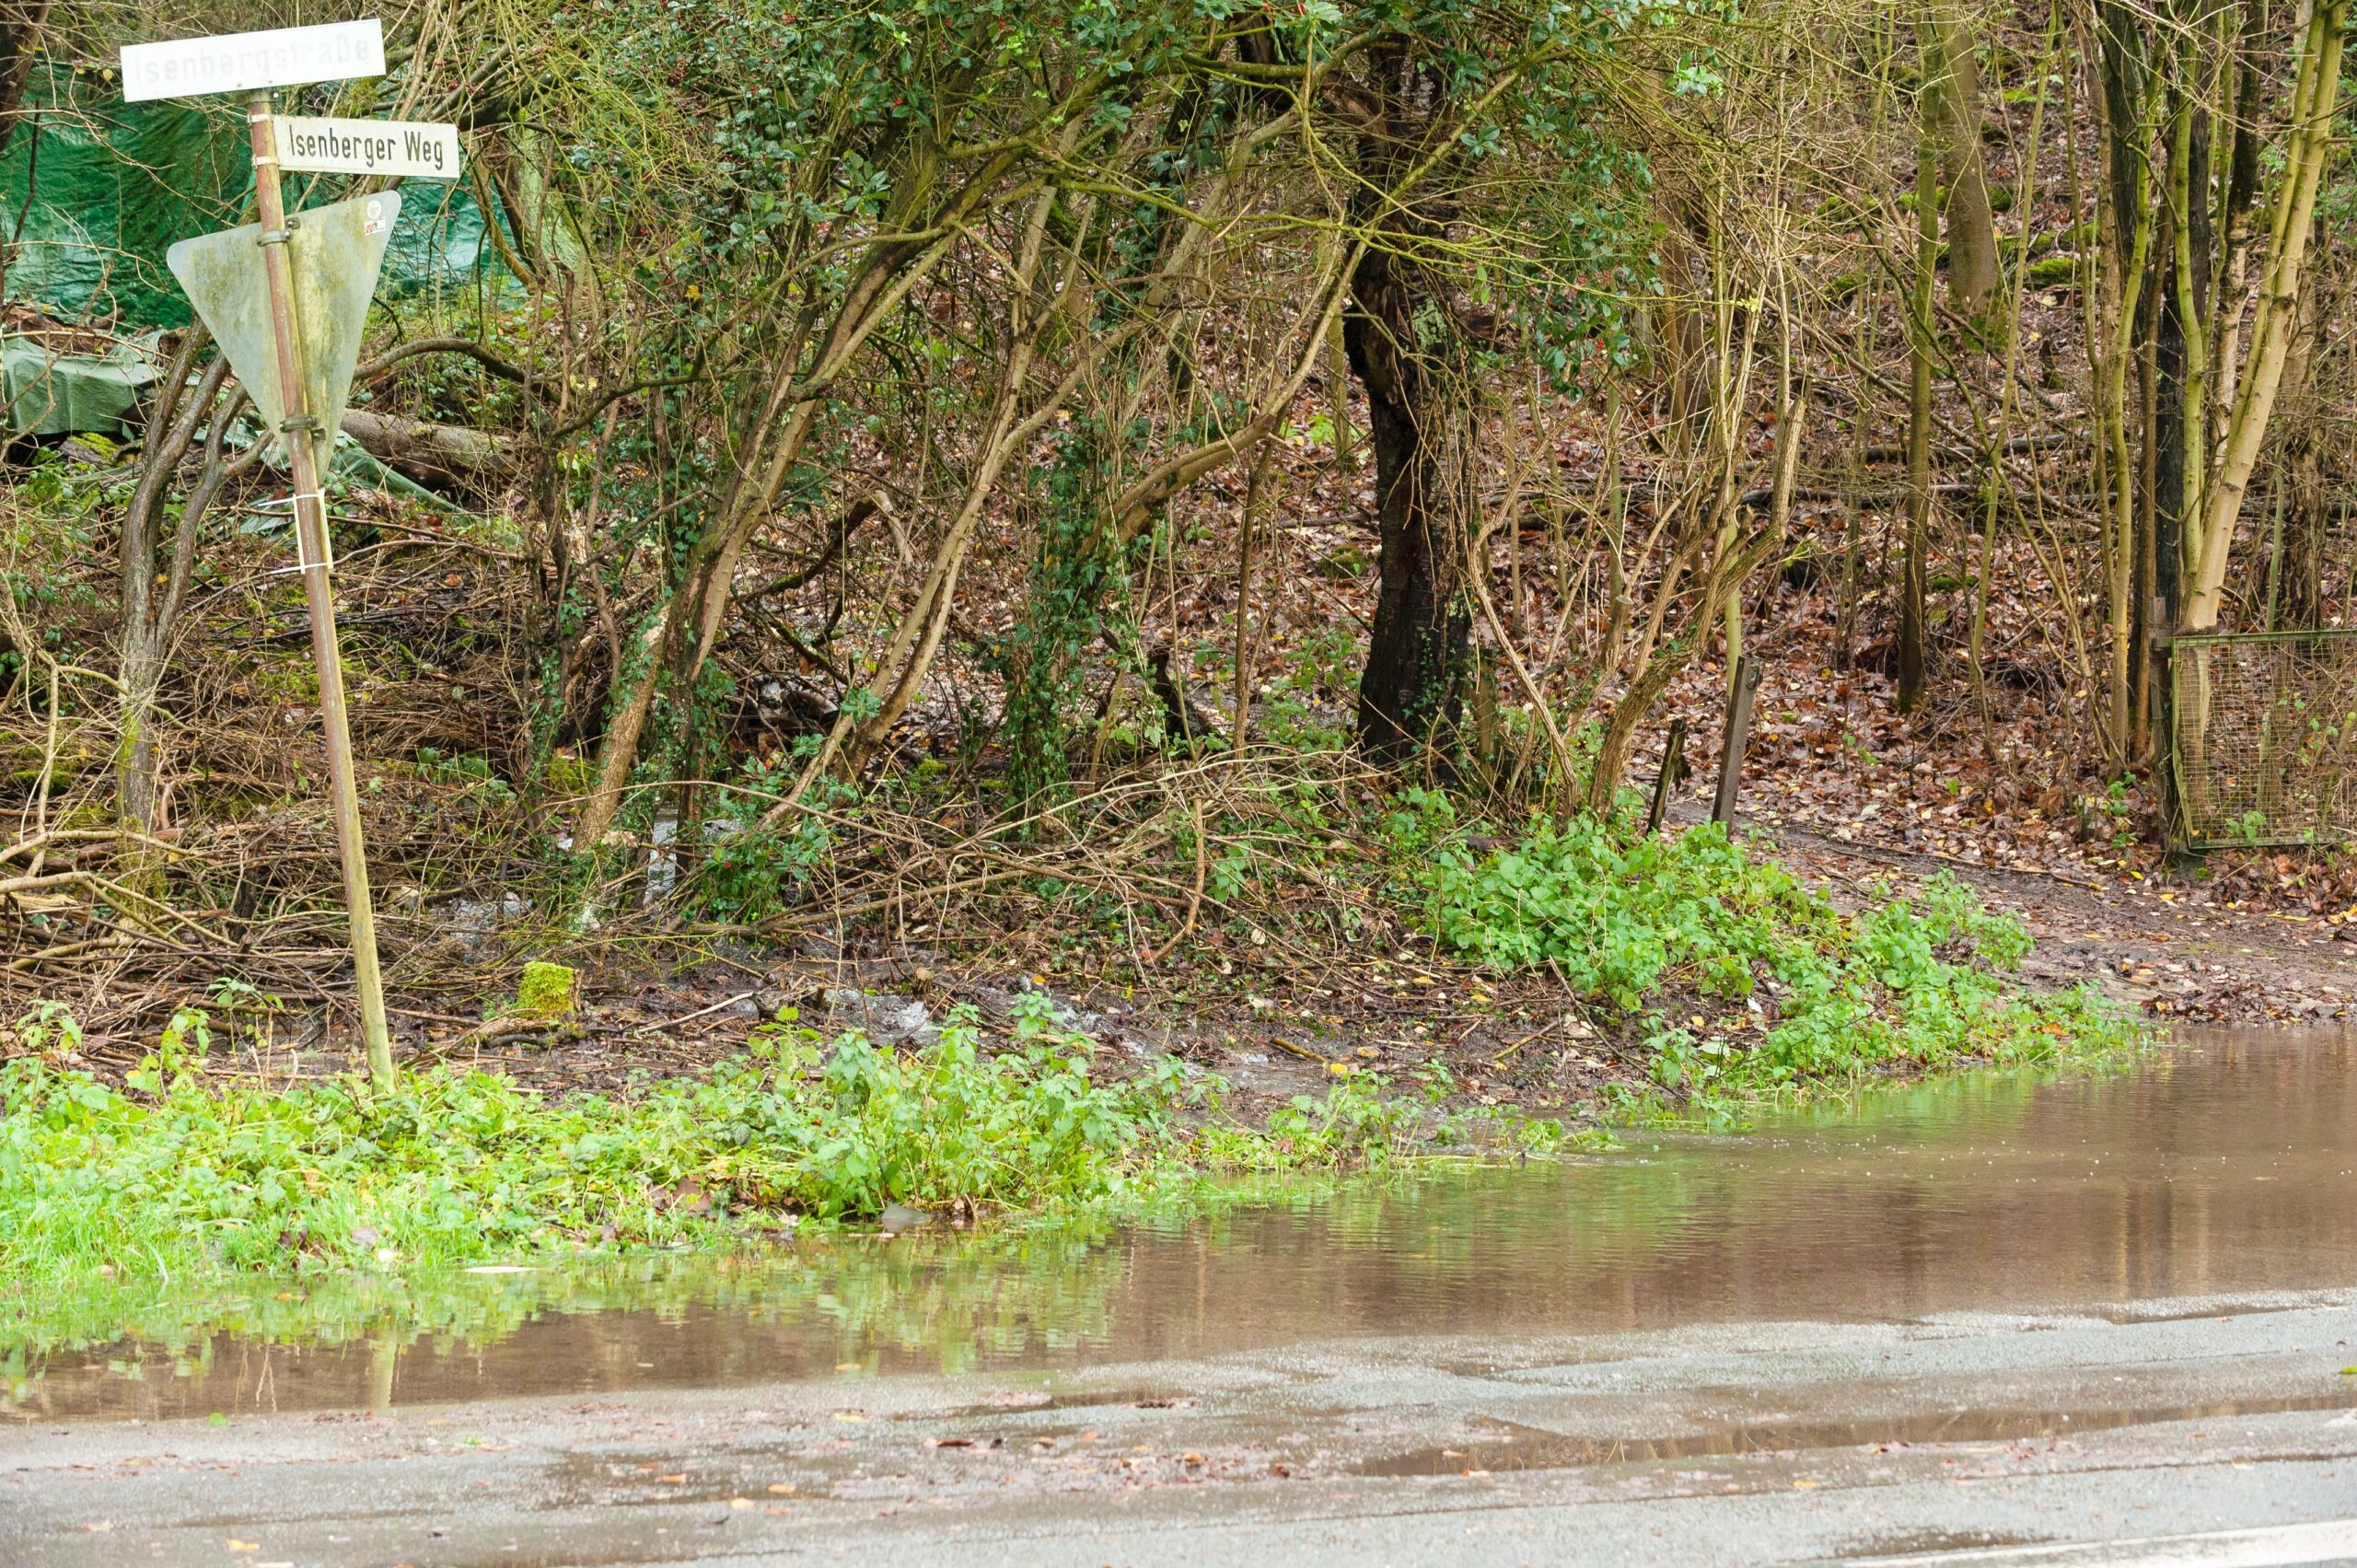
[1392,795,2135,1122]
[2,1047,2149,1375]
[0,992,1513,1330]
[0,807,2137,1348]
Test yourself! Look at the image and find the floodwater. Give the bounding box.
[7,1028,2353,1425]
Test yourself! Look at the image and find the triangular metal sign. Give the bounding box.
[167,190,401,460]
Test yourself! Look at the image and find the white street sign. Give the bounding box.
[276,115,461,180]
[120,19,384,103]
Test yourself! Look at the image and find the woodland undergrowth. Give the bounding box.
[1,784,2137,1353]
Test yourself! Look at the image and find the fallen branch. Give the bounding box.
[341,409,517,488]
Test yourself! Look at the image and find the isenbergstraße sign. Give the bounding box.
[275,115,462,180]
[120,19,384,103]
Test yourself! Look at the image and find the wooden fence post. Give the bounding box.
[1645,717,1687,835]
[1713,655,1763,828]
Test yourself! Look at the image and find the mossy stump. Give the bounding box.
[515,961,580,1020]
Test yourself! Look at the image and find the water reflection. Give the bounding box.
[7,1028,2351,1424]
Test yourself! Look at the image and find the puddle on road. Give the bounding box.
[1352,1390,2357,1476]
[8,1028,2353,1423]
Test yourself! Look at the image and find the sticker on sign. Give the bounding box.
[276,116,462,180]
[120,19,383,102]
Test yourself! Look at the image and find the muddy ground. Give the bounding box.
[790,807,2357,1122]
[76,791,2352,1135]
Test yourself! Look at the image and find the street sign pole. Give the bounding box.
[243,88,393,1086]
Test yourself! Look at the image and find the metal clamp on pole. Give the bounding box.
[264,496,331,574]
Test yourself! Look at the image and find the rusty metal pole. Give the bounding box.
[244,90,393,1086]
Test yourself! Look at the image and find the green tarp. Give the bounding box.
[1,334,157,436]
[1,64,493,331]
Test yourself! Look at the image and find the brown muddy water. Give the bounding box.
[7,1028,2353,1425]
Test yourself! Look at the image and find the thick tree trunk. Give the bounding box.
[1348,41,1480,764]
[2091,0,2156,753]
[2154,90,2211,546]
[1349,267,1478,761]
[2274,275,2329,628]
[2152,60,2210,730]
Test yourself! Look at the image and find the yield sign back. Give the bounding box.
[167,191,401,465]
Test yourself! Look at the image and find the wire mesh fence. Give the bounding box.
[2170,629,2357,849]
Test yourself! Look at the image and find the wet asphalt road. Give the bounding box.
[6,1290,2354,1567]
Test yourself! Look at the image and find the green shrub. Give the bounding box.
[1402,807,2128,1105]
[689,753,851,921]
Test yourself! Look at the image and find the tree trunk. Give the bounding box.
[2273,266,2329,628]
[1326,317,1355,470]
[1231,442,1275,749]
[1350,297,1478,761]
[2091,0,2156,753]
[2185,0,2345,628]
[2151,50,2210,753]
[1350,39,1480,764]
[339,409,517,490]
[1898,136,1937,714]
[0,1,50,162]
[1585,524,1786,817]
[1922,2,2000,333]
[117,340,231,833]
[1587,648,1688,820]
[2280,427,2324,628]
